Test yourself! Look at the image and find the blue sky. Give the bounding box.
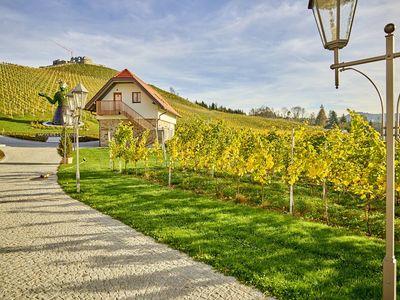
[1,0,399,116]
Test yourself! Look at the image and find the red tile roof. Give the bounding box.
[85,69,181,117]
[114,69,134,78]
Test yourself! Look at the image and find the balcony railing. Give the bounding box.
[96,100,122,115]
[96,100,154,130]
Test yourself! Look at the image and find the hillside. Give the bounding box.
[0,63,302,137]
[152,86,301,131]
[0,63,117,117]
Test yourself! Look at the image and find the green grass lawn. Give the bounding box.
[104,153,397,240]
[0,112,99,139]
[58,148,399,300]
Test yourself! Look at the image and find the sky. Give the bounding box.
[0,0,399,116]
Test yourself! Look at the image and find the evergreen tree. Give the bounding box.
[315,105,328,127]
[326,110,339,128]
[339,113,349,130]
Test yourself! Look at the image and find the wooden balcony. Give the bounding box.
[96,100,154,130]
[96,100,123,115]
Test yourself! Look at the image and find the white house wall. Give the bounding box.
[103,82,158,119]
[157,112,177,141]
[158,112,177,125]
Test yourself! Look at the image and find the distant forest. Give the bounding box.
[195,100,245,115]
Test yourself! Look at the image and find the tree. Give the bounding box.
[306,131,333,222]
[137,130,150,172]
[222,133,246,196]
[338,114,349,130]
[249,105,276,118]
[315,105,328,127]
[109,139,118,171]
[151,138,164,165]
[250,138,274,201]
[328,111,385,235]
[283,127,310,214]
[326,110,339,129]
[111,122,133,173]
[169,87,178,95]
[309,112,316,125]
[166,135,180,187]
[290,106,305,120]
[58,127,73,162]
[281,107,289,119]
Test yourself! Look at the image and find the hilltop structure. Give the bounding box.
[85,69,180,146]
[52,56,93,66]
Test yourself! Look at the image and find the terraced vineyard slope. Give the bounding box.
[153,85,302,131]
[0,63,117,117]
[0,62,303,137]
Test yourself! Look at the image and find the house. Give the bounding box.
[85,69,180,146]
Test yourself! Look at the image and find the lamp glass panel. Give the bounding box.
[73,92,83,109]
[316,0,339,45]
[312,6,326,46]
[81,90,88,106]
[339,0,356,40]
[68,95,75,111]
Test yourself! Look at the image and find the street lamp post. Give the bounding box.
[308,1,400,299]
[62,114,67,164]
[68,83,89,193]
[340,67,385,137]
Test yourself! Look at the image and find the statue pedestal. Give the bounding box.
[42,121,83,128]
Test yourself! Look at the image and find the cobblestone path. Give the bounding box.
[0,146,268,299]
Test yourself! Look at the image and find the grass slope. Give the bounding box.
[0,63,117,117]
[0,63,117,138]
[153,86,302,131]
[58,148,397,300]
[0,62,303,137]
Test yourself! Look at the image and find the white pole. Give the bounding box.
[161,130,167,166]
[383,24,397,300]
[168,158,172,187]
[63,125,66,163]
[289,128,295,214]
[75,112,80,193]
[108,129,112,169]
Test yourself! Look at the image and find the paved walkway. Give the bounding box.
[0,144,268,299]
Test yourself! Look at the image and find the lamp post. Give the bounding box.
[68,83,88,193]
[340,67,385,137]
[308,1,400,299]
[66,92,75,149]
[62,113,67,164]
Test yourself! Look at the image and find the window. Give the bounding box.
[132,92,141,103]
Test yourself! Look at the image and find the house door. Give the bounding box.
[113,92,122,101]
[113,92,122,113]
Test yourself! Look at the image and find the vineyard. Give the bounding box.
[0,62,305,140]
[0,63,117,117]
[152,85,304,131]
[108,111,400,239]
[0,63,120,138]
[3,60,391,238]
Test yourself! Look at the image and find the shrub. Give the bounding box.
[57,127,73,158]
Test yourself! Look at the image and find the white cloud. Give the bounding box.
[0,0,400,116]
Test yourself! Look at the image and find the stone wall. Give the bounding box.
[99,119,129,147]
[99,118,161,147]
